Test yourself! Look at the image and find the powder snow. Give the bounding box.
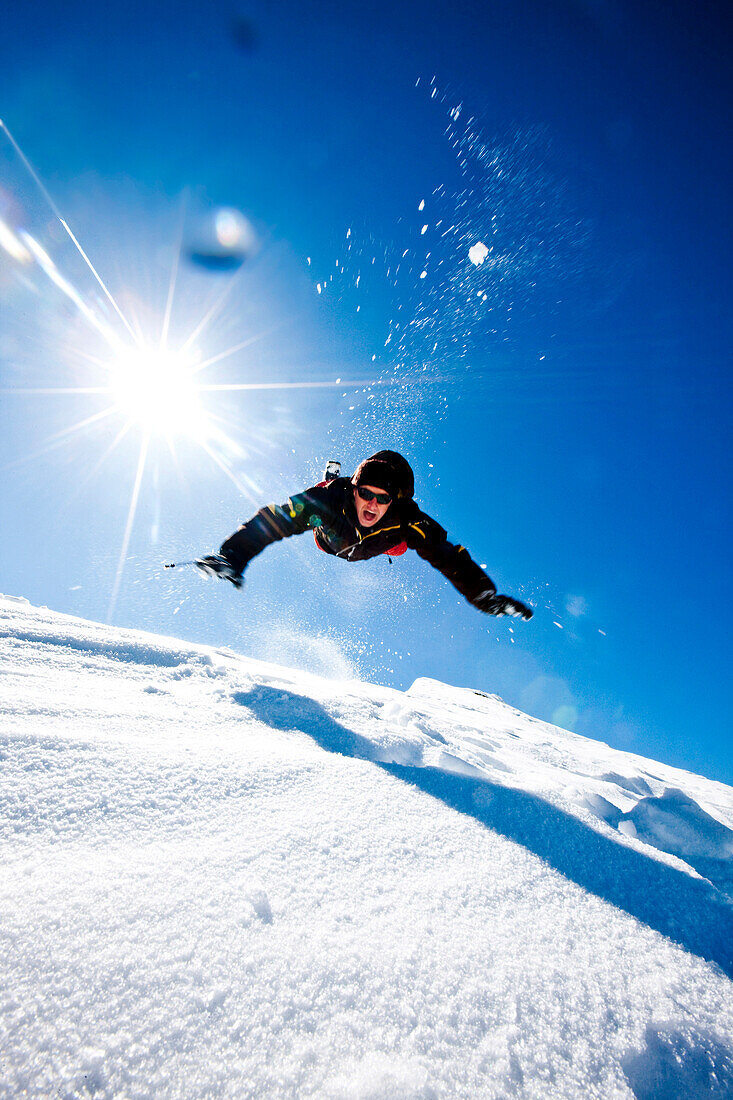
[1,595,732,1098]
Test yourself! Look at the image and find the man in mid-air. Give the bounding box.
[197,449,533,621]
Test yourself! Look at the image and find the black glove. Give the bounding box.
[473,589,533,620]
[195,554,244,589]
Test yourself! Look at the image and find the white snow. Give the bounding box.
[468,241,489,266]
[2,595,732,1099]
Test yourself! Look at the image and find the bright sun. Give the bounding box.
[109,346,208,440]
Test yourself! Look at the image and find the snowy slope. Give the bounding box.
[1,595,732,1100]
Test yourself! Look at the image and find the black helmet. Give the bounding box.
[351,450,414,500]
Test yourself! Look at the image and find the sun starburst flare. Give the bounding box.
[1,121,407,622]
[107,345,209,440]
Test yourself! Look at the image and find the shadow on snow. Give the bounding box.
[233,685,733,981]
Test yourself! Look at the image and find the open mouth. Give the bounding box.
[363,509,378,522]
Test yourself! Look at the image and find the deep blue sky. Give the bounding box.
[1,1,731,783]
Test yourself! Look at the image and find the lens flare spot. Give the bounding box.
[187,207,259,271]
[0,216,32,263]
[215,209,245,248]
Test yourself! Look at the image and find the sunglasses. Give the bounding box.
[356,486,391,506]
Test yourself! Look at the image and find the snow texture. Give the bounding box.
[1,595,732,1099]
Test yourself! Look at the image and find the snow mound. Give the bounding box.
[2,597,733,1098]
[621,788,733,862]
[0,592,30,604]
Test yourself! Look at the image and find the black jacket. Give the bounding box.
[220,477,495,606]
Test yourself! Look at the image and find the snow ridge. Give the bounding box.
[2,595,732,1099]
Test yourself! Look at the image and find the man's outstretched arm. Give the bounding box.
[406,513,533,620]
[212,485,333,576]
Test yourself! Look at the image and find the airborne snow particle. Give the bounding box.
[468,241,490,266]
[419,199,425,211]
[420,270,427,279]
[421,225,428,235]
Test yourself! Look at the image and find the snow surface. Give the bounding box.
[1,594,733,1099]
